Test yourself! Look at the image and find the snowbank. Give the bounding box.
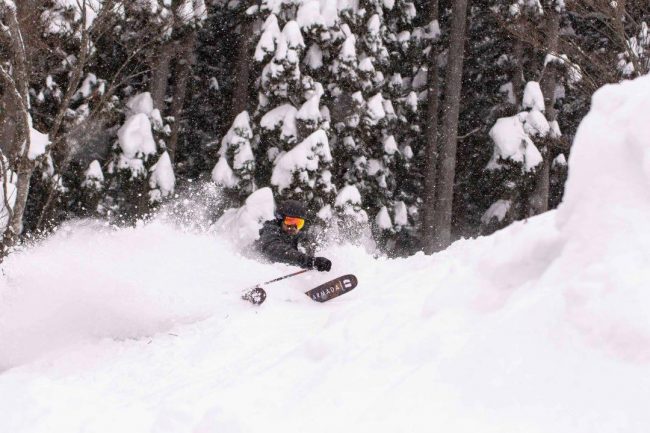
[547,74,650,362]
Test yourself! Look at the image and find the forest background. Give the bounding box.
[0,0,648,258]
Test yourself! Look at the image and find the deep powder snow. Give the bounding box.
[1,75,649,433]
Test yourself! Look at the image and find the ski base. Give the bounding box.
[305,274,358,302]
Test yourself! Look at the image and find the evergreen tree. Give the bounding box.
[251,3,334,217]
[481,81,560,233]
[211,110,256,207]
[104,92,173,221]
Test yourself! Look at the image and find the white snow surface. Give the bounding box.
[255,14,281,61]
[335,184,362,206]
[375,205,392,229]
[126,92,155,116]
[271,129,331,191]
[214,187,275,248]
[304,43,323,69]
[117,113,157,158]
[2,75,650,432]
[393,200,408,226]
[84,160,104,182]
[481,199,511,224]
[28,126,50,160]
[522,81,545,111]
[260,104,297,131]
[296,0,325,29]
[211,157,237,188]
[488,114,543,171]
[149,152,176,200]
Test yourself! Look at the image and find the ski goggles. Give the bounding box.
[283,216,305,230]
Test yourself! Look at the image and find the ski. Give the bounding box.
[305,274,358,302]
[242,273,358,305]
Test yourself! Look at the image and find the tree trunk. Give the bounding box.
[0,92,18,157]
[0,3,34,251]
[512,38,525,105]
[231,19,254,118]
[432,0,470,251]
[421,1,440,255]
[529,8,560,216]
[167,31,197,162]
[150,46,174,111]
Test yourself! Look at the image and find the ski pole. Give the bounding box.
[253,269,310,288]
[241,269,310,305]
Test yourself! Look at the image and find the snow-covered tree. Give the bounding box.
[251,4,335,216]
[481,81,562,232]
[212,111,256,204]
[104,92,173,220]
[618,21,650,79]
[325,1,420,248]
[77,160,105,217]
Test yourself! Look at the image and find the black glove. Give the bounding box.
[312,257,332,272]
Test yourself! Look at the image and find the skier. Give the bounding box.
[254,199,332,272]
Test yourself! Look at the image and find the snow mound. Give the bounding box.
[548,74,650,362]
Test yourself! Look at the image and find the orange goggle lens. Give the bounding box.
[283,216,305,230]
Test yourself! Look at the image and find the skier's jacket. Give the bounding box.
[254,219,314,268]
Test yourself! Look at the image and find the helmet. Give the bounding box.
[276,199,307,219]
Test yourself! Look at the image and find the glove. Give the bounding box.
[312,257,332,272]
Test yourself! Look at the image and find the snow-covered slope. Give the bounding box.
[1,76,650,432]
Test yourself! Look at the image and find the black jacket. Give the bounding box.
[254,219,313,268]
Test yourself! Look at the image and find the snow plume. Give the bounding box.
[156,180,226,233]
[326,184,375,249]
[0,218,257,370]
